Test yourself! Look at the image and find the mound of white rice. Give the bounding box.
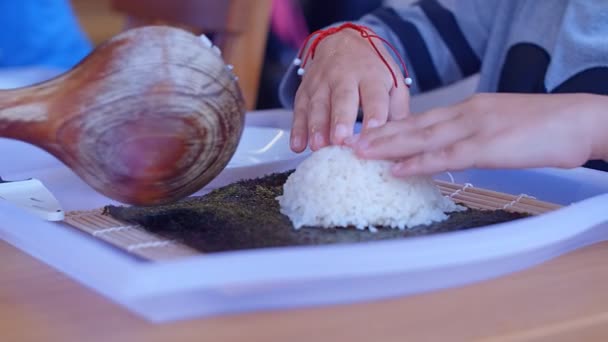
[276,146,463,231]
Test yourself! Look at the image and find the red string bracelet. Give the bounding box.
[293,23,413,88]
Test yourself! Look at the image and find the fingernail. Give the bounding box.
[314,132,325,149]
[291,135,302,150]
[367,119,381,129]
[334,123,349,141]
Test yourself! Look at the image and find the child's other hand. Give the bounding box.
[347,93,608,175]
[290,29,410,152]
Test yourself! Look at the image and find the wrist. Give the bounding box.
[293,22,412,88]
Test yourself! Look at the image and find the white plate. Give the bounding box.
[0,126,302,221]
[3,110,608,323]
[0,125,309,201]
[204,126,309,191]
[228,126,298,168]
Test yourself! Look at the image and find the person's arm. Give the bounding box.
[359,0,495,94]
[279,0,499,152]
[347,93,608,175]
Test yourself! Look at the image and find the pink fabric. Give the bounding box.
[271,0,309,49]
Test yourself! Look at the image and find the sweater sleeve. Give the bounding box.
[278,0,497,108]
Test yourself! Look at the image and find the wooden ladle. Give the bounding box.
[0,26,246,206]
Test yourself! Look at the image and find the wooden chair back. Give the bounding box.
[111,0,272,109]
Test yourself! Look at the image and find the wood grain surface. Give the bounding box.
[0,26,246,205]
[2,239,608,341]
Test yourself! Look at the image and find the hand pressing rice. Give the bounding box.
[277,146,463,231]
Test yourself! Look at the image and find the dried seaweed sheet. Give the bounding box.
[105,171,528,253]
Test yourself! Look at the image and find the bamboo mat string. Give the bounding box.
[502,194,536,210]
[445,172,456,184]
[92,225,135,236]
[127,240,177,251]
[447,183,474,199]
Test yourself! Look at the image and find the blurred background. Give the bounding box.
[0,0,473,112]
[0,0,382,108]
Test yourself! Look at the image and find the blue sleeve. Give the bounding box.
[0,0,92,70]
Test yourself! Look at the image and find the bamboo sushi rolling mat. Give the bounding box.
[63,180,563,261]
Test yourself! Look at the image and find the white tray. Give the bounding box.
[1,110,608,322]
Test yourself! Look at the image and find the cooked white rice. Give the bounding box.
[276,145,463,230]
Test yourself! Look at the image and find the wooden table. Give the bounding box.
[2,239,608,341]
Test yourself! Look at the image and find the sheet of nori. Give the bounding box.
[105,171,528,253]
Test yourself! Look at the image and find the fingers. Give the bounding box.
[347,105,461,148]
[289,29,404,151]
[345,120,412,148]
[388,83,410,121]
[329,80,359,144]
[307,85,332,151]
[343,80,404,147]
[359,79,390,130]
[409,106,462,129]
[291,87,310,153]
[354,112,475,160]
[392,139,479,176]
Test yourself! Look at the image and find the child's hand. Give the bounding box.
[347,93,608,175]
[291,29,410,152]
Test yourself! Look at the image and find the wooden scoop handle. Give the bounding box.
[0,84,55,142]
